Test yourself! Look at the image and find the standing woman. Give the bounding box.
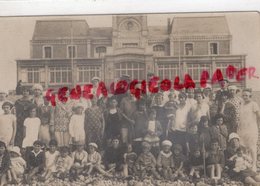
[84,97,105,149]
[238,89,260,171]
[14,87,32,147]
[31,84,51,145]
[0,101,16,146]
[50,89,75,147]
[104,97,123,145]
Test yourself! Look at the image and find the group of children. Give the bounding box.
[0,139,111,185]
[0,81,259,185]
[0,135,252,185]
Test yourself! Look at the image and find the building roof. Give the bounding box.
[88,27,113,38]
[33,20,89,40]
[172,16,230,35]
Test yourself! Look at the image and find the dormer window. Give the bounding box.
[185,43,193,56]
[209,42,219,55]
[96,46,106,58]
[67,45,76,58]
[43,46,52,58]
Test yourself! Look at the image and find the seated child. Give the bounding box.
[0,141,11,186]
[189,146,203,179]
[123,144,137,177]
[157,140,174,180]
[8,146,26,184]
[54,146,73,180]
[206,139,225,182]
[134,141,160,179]
[70,140,88,181]
[41,140,59,181]
[85,143,112,177]
[228,149,260,186]
[25,140,45,184]
[103,138,124,175]
[229,148,252,173]
[143,109,162,157]
[172,144,186,178]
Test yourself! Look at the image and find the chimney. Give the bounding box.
[167,18,172,34]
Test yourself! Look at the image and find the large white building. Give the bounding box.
[16,15,246,89]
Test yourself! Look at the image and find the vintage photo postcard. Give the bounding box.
[0,10,260,185]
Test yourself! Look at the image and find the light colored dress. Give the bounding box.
[238,101,259,171]
[239,101,259,148]
[69,114,85,142]
[0,114,16,146]
[22,117,41,147]
[45,150,60,172]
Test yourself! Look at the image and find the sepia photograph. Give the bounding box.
[0,3,260,185]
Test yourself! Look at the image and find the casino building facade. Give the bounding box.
[16,15,246,90]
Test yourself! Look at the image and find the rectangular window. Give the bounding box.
[187,63,212,82]
[49,67,72,84]
[27,68,40,83]
[43,46,52,58]
[209,42,218,55]
[216,63,242,80]
[95,47,106,58]
[157,64,179,80]
[114,62,145,80]
[185,43,193,56]
[68,45,76,58]
[77,66,101,83]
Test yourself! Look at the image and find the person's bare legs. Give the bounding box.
[207,165,215,178]
[245,176,258,186]
[250,145,257,171]
[0,174,7,186]
[189,167,195,177]
[215,164,222,180]
[253,174,260,182]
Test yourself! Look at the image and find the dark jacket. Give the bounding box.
[0,152,11,174]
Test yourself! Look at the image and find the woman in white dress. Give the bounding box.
[0,101,16,146]
[238,89,260,171]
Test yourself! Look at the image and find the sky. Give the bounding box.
[0,12,259,91]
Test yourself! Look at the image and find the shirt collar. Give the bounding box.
[31,150,42,157]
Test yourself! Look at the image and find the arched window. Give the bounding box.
[153,45,165,51]
[96,46,106,58]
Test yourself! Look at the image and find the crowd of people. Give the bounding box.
[0,76,259,186]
